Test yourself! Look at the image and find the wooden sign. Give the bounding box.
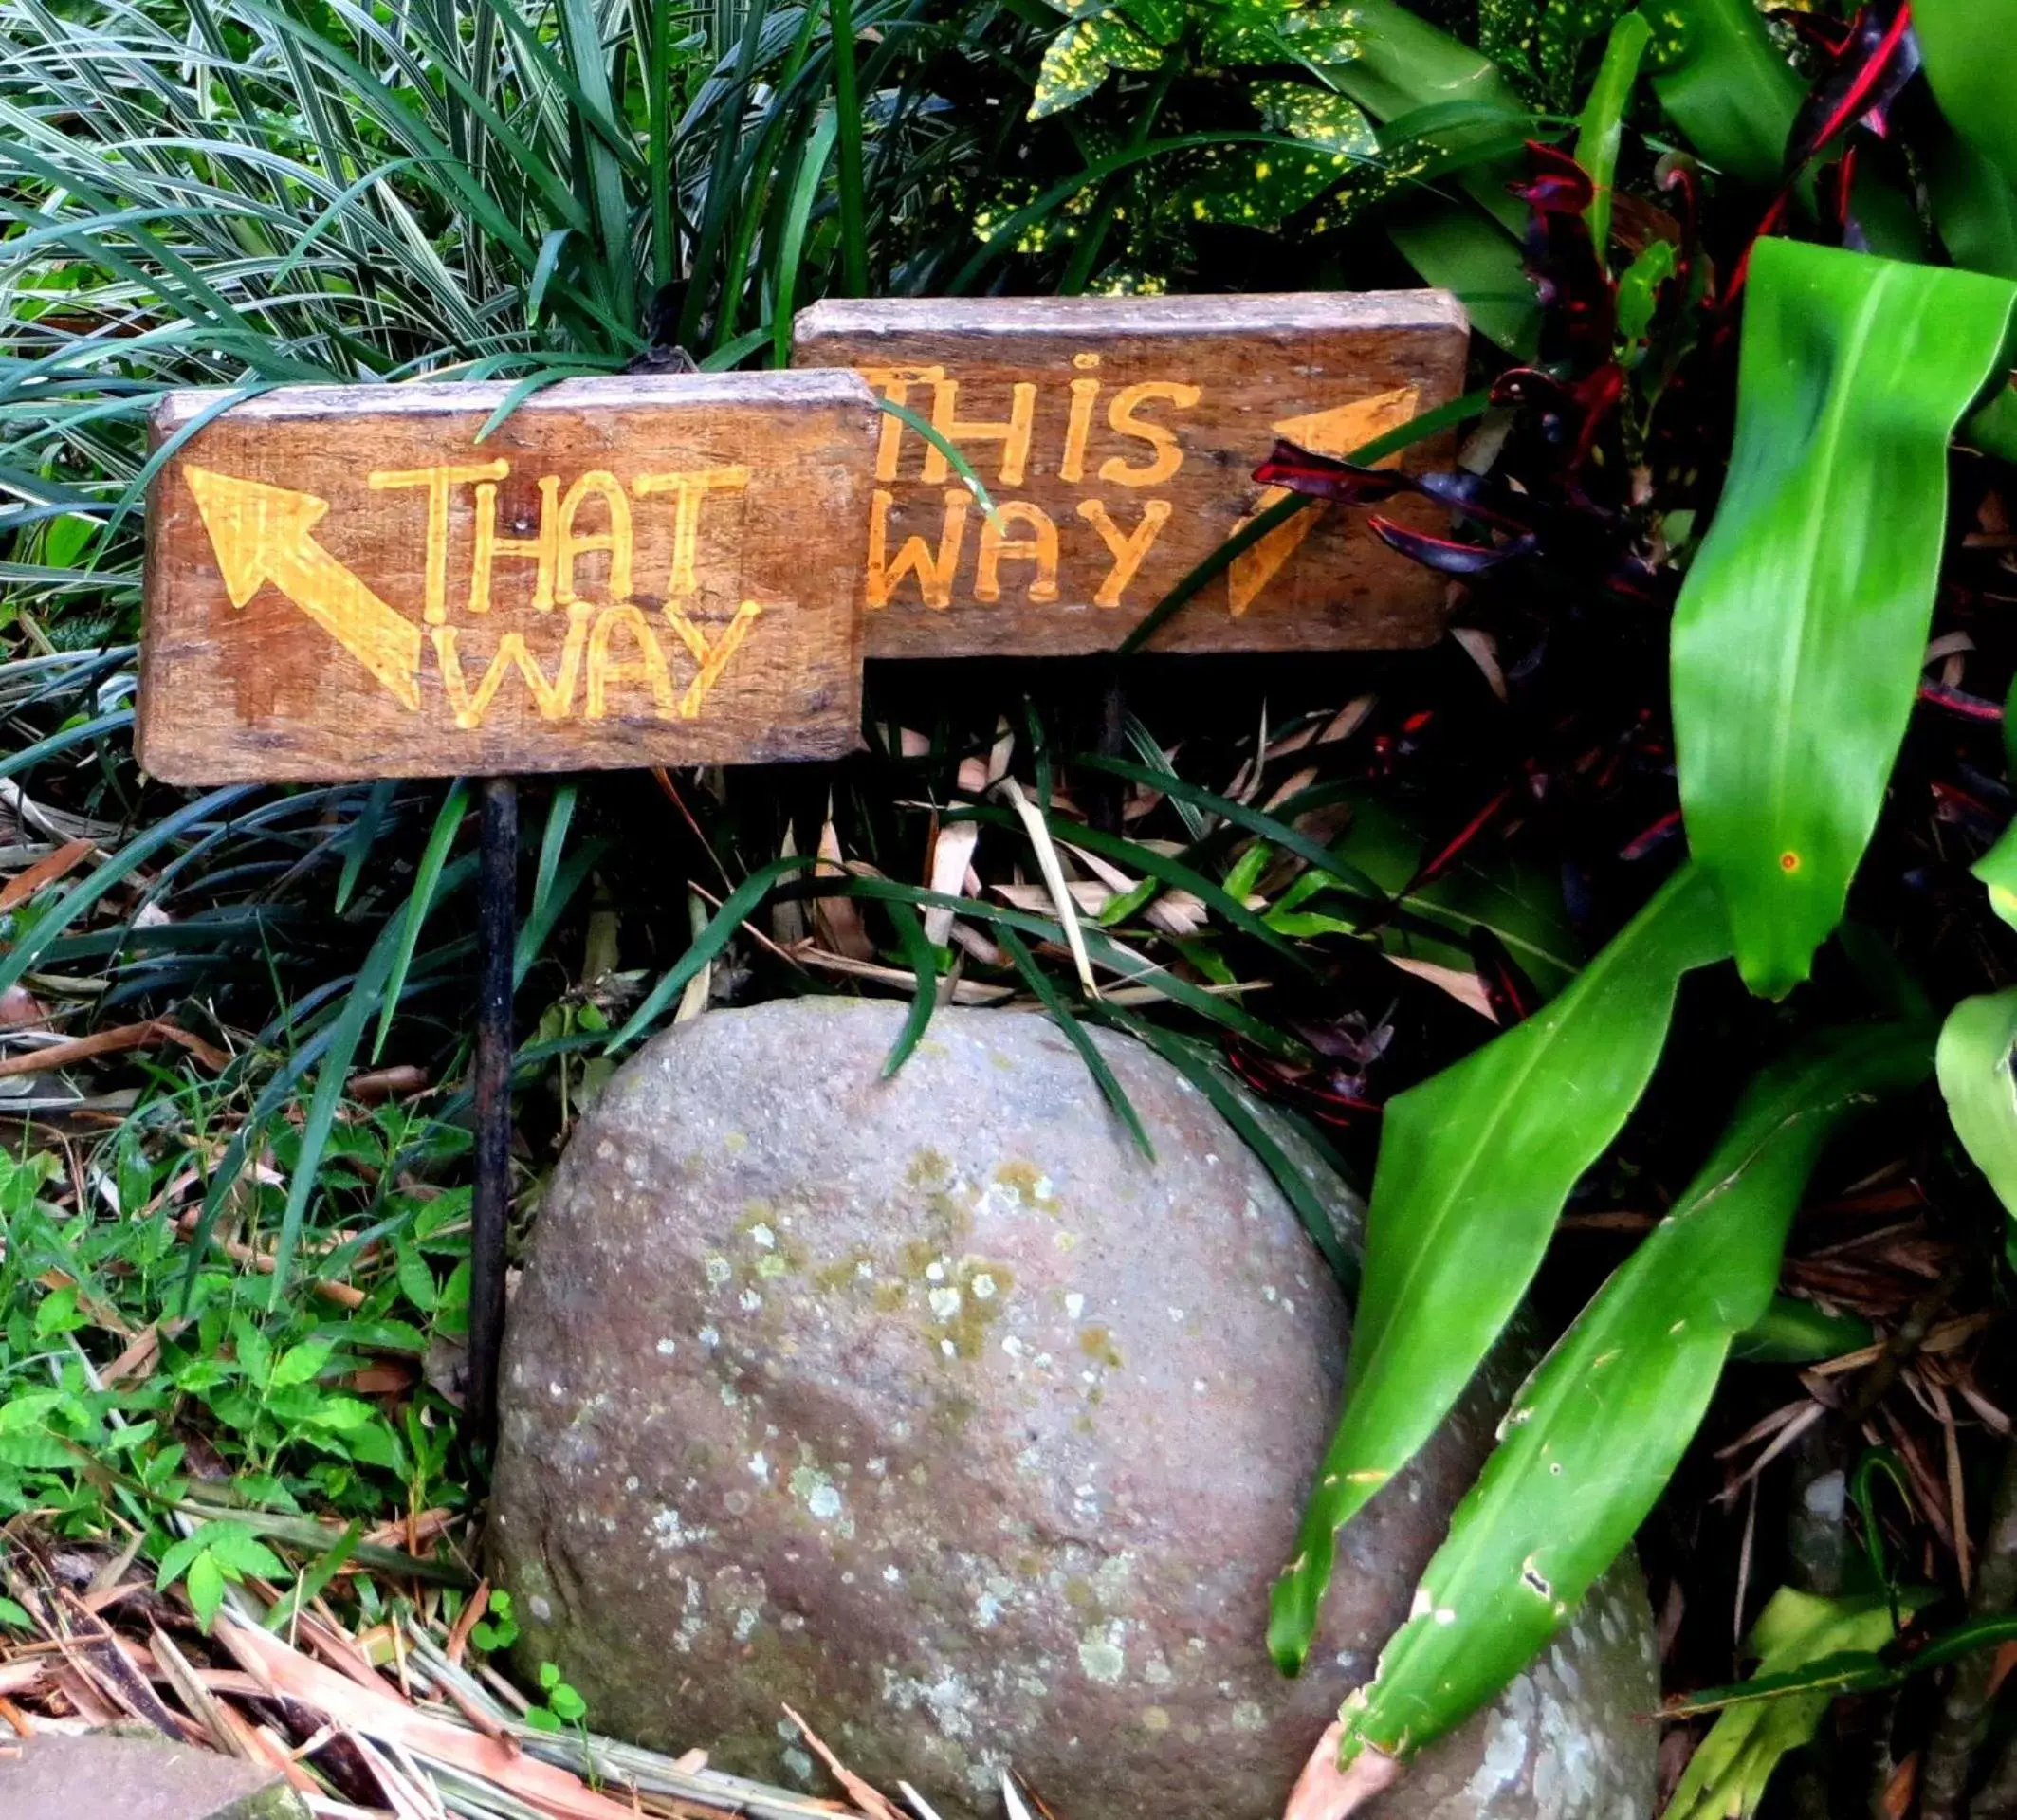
[791,291,1468,659]
[138,372,877,782]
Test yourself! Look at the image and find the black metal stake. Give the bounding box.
[468,774,518,1447]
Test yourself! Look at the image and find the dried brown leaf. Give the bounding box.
[1281,1722,1402,1820]
[0,838,97,914]
[781,1703,905,1820]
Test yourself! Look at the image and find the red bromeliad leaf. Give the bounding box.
[1368,518,1533,575]
[1251,441,1413,505]
[1515,141,1615,369]
[1513,138,1595,216]
[1468,924,1540,1027]
[1786,0,1921,171]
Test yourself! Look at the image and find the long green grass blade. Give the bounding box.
[1574,11,1651,257]
[607,854,821,1050]
[771,109,839,368]
[372,781,468,1064]
[271,853,480,1299]
[880,896,939,1075]
[335,781,399,914]
[996,923,1152,1160]
[1109,1009,1352,1287]
[828,0,868,294]
[0,786,258,1000]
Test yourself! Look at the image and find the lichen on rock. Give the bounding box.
[488,1000,1657,1819]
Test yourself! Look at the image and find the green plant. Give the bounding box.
[525,1658,589,1732]
[992,0,2017,1808]
[14,0,2017,1803]
[469,1587,522,1653]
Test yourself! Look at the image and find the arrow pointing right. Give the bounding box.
[184,466,423,711]
[1225,384,1421,617]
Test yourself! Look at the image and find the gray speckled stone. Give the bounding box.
[0,1731,309,1820]
[489,1000,1656,1820]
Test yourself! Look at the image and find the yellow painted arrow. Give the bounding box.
[184,467,423,711]
[1226,384,1422,617]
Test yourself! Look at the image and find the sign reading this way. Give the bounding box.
[791,290,1468,659]
[138,371,877,782]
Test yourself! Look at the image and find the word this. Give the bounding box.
[792,291,1467,658]
[139,372,876,781]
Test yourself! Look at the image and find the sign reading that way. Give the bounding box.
[138,372,876,782]
[792,291,1468,659]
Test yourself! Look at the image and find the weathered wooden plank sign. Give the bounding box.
[792,291,1468,659]
[138,371,877,782]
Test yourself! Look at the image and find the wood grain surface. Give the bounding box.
[138,371,877,782]
[792,291,1469,658]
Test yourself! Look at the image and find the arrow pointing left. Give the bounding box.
[184,466,423,711]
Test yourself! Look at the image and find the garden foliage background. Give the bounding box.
[10,0,2017,1813]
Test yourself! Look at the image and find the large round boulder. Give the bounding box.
[489,1000,1656,1819]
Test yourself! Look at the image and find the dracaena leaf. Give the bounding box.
[1673,240,2017,998]
[1334,1023,1931,1766]
[1267,862,1731,1674]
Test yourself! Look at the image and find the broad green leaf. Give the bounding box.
[230,1314,272,1389]
[303,1395,377,1431]
[547,1680,588,1721]
[0,1433,76,1469]
[1388,202,1538,358]
[1615,238,1677,349]
[1937,988,2017,1218]
[1252,82,1380,157]
[1928,130,2017,282]
[1335,1023,1930,1764]
[1966,381,2017,464]
[1645,0,1802,186]
[33,1286,80,1337]
[1268,863,1731,1673]
[270,1337,335,1388]
[1673,241,2017,998]
[1974,825,2017,930]
[1183,141,1370,230]
[0,1392,66,1433]
[1666,1589,1914,1819]
[155,1531,209,1591]
[1030,12,1164,119]
[186,1551,227,1632]
[1664,1609,2017,1716]
[1318,0,1514,140]
[1916,2,2017,206]
[203,1522,285,1579]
